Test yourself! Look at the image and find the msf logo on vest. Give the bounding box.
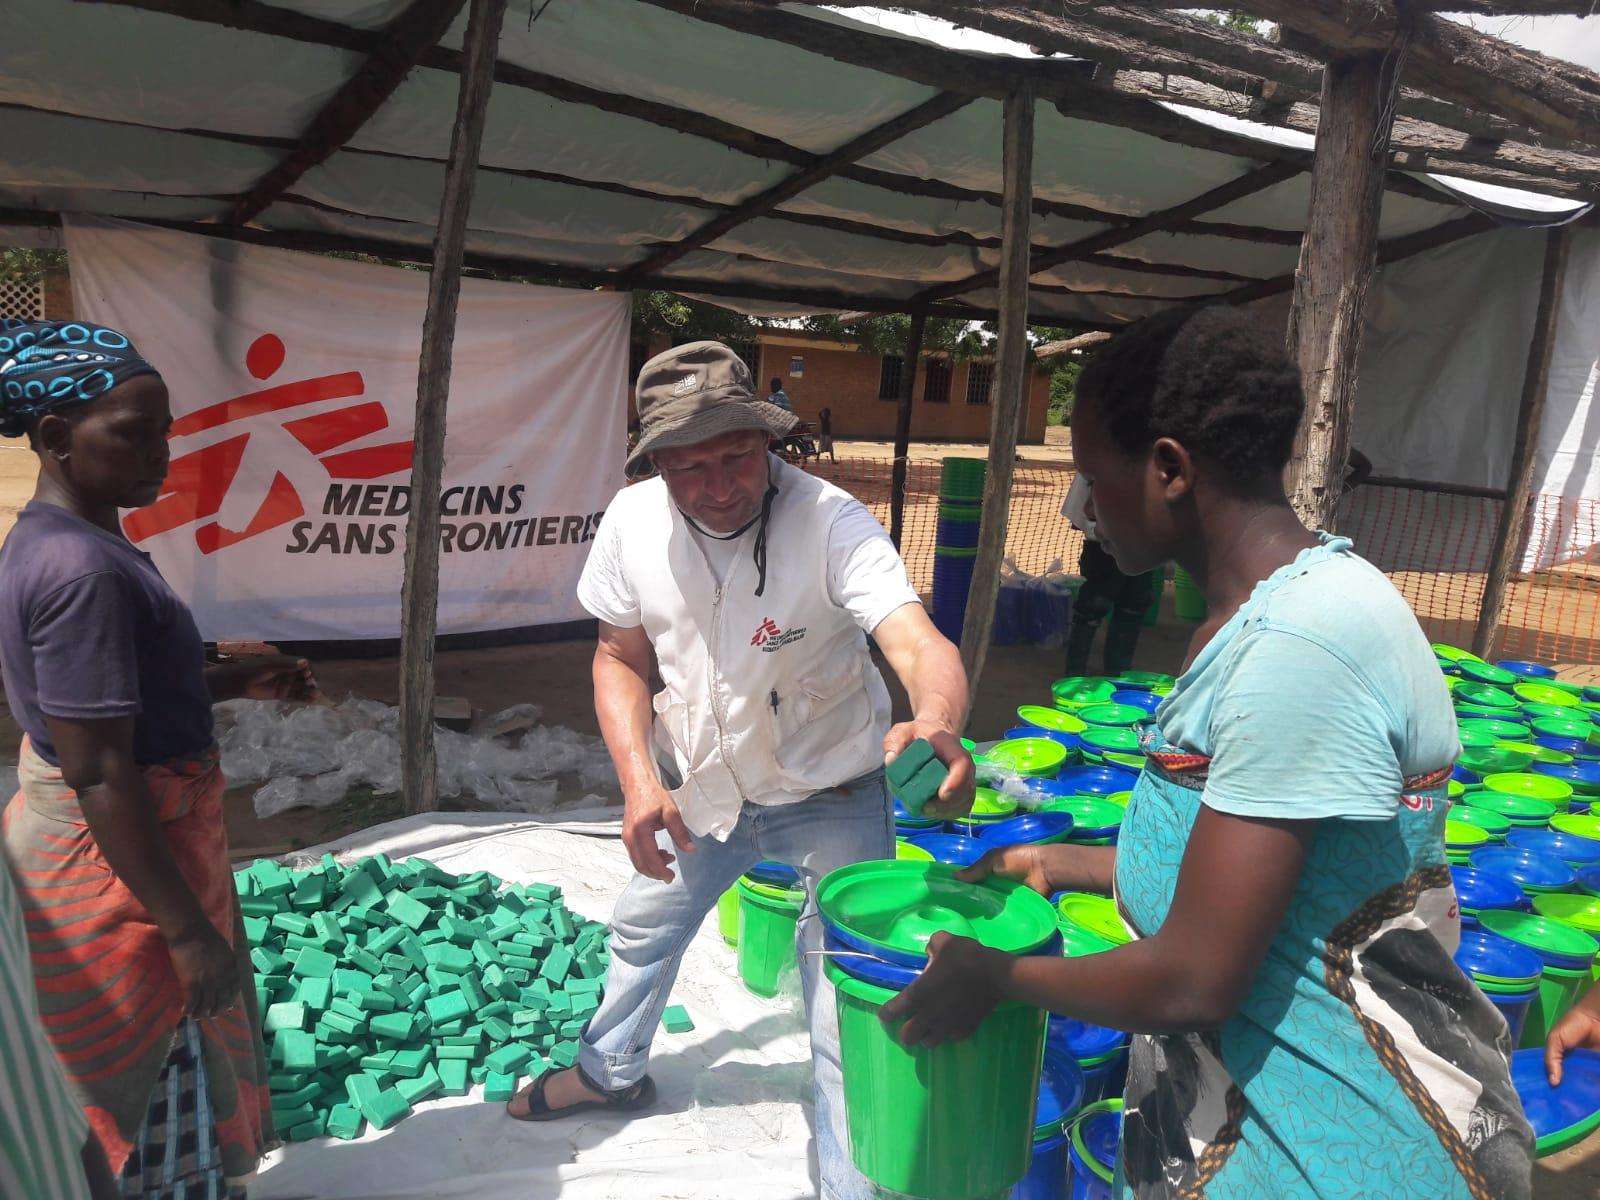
[122,333,413,554]
[751,617,806,653]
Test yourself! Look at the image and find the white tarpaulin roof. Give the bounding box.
[0,0,1588,328]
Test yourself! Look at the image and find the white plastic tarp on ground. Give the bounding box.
[250,814,821,1200]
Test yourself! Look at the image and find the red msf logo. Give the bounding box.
[750,618,782,648]
[122,333,413,553]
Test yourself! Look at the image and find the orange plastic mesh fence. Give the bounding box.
[809,456,1600,669]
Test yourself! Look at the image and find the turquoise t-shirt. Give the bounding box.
[1112,535,1533,1199]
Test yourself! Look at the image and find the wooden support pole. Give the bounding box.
[889,310,928,550]
[1286,47,1405,530]
[958,84,1033,703]
[1471,225,1572,658]
[399,0,505,815]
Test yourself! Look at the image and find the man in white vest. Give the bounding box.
[507,341,974,1198]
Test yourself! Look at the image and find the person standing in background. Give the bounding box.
[818,405,836,463]
[767,375,793,412]
[1061,472,1156,677]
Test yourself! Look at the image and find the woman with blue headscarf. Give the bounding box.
[0,320,318,1197]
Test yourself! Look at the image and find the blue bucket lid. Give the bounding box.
[1585,686,1600,704]
[1497,660,1558,679]
[746,861,800,888]
[905,832,989,867]
[1047,1014,1128,1063]
[1080,1104,1123,1176]
[1578,865,1600,897]
[1035,1046,1087,1135]
[1451,866,1530,914]
[1533,761,1600,790]
[974,812,1075,848]
[1537,734,1595,757]
[1510,1048,1600,1147]
[892,798,943,829]
[1051,764,1140,797]
[1453,765,1483,787]
[1109,690,1162,715]
[1453,929,1543,986]
[1469,847,1578,892]
[823,929,920,991]
[1507,828,1600,866]
[1004,725,1082,753]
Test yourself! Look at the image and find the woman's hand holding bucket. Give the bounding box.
[878,930,1005,1047]
[960,843,1117,897]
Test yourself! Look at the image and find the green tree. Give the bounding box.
[1,247,66,285]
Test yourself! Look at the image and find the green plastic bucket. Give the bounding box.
[1016,705,1088,735]
[736,877,803,998]
[1079,726,1141,757]
[1051,678,1117,711]
[937,502,982,523]
[1451,805,1512,841]
[1058,921,1119,958]
[717,886,740,946]
[1172,566,1206,621]
[1522,964,1593,1048]
[1479,909,1599,1046]
[1459,718,1532,742]
[986,738,1069,779]
[1534,716,1597,743]
[1516,682,1581,709]
[827,960,1047,1199]
[1077,702,1147,729]
[1461,745,1536,775]
[1455,682,1520,711]
[1056,893,1131,946]
[1521,703,1579,723]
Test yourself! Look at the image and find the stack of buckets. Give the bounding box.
[931,457,985,644]
[717,862,805,999]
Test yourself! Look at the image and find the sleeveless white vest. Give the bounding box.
[613,456,892,840]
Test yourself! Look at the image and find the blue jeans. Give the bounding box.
[579,771,893,1200]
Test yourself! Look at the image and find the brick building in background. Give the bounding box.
[638,329,1054,444]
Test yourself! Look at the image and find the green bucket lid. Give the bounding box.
[1552,813,1600,842]
[1515,682,1581,708]
[816,860,1060,959]
[937,503,982,522]
[1454,682,1519,710]
[985,738,1069,778]
[1521,702,1580,723]
[1432,643,1485,663]
[1451,804,1512,839]
[1055,893,1131,946]
[1456,727,1501,750]
[1459,745,1535,775]
[934,545,979,559]
[1532,893,1600,935]
[1444,820,1492,849]
[1110,671,1175,690]
[1058,921,1118,958]
[895,839,936,863]
[1458,660,1520,687]
[1471,788,1559,826]
[1069,1100,1123,1185]
[1543,678,1585,696]
[1051,677,1117,710]
[1077,702,1146,729]
[1104,751,1147,771]
[1017,704,1088,734]
[1479,909,1600,964]
[1456,703,1524,721]
[1530,745,1577,766]
[739,876,805,904]
[1079,726,1141,755]
[1459,718,1530,742]
[1447,779,1466,802]
[1533,716,1597,742]
[971,787,1020,818]
[1496,741,1571,768]
[1483,771,1574,808]
[1105,790,1133,807]
[1041,795,1125,836]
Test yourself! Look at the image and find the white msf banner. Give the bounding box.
[64,217,629,640]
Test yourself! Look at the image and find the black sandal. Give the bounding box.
[505,1066,656,1122]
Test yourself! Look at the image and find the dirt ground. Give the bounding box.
[0,442,1597,1191]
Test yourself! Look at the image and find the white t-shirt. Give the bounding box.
[1061,474,1099,541]
[578,498,920,636]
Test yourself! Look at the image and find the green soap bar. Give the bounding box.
[389,1048,433,1078]
[900,757,950,817]
[439,916,481,946]
[350,988,397,1014]
[346,1071,383,1110]
[443,1028,483,1046]
[483,965,517,1000]
[321,1010,366,1037]
[240,896,280,919]
[424,944,474,973]
[272,912,314,937]
[251,947,291,975]
[242,915,270,945]
[471,1065,490,1085]
[385,891,432,931]
[885,737,937,792]
[264,1002,306,1034]
[472,939,504,968]
[405,978,431,1009]
[291,873,326,911]
[366,926,406,957]
[397,1064,442,1106]
[284,933,327,954]
[332,968,377,997]
[271,1099,315,1126]
[495,892,527,916]
[425,990,471,1024]
[550,909,575,942]
[294,977,333,1010]
[419,928,450,947]
[276,1030,317,1071]
[501,953,539,972]
[341,871,382,908]
[268,1071,310,1090]
[434,1018,466,1036]
[398,934,429,972]
[369,1012,415,1041]
[539,947,573,985]
[484,1045,532,1075]
[485,918,521,944]
[662,1005,694,1033]
[525,883,561,902]
[482,1071,518,1103]
[365,1087,412,1131]
[567,978,603,996]
[311,912,345,949]
[484,1017,514,1043]
[359,1052,396,1073]
[459,973,487,1011]
[287,1115,326,1143]
[438,1059,471,1097]
[504,968,531,986]
[325,1104,365,1141]
[548,1043,578,1068]
[437,1043,477,1061]
[347,946,384,976]
[291,947,338,980]
[275,1082,322,1109]
[330,997,366,1020]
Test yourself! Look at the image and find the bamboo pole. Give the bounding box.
[889,310,928,550]
[399,0,506,815]
[1471,225,1573,658]
[958,84,1033,701]
[1286,47,1406,530]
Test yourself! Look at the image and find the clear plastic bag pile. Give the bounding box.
[215,698,618,819]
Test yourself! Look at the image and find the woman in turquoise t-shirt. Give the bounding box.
[883,307,1532,1198]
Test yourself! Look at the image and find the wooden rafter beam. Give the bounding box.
[1033,330,1113,359]
[617,92,976,282]
[229,0,469,225]
[915,160,1302,303]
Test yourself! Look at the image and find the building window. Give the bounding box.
[966,360,994,405]
[728,339,760,380]
[878,354,903,400]
[924,357,951,404]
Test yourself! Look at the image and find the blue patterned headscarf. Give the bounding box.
[0,319,160,438]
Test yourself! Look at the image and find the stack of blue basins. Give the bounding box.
[1451,865,1531,930]
[1454,928,1544,1044]
[931,458,985,643]
[1047,1016,1129,1107]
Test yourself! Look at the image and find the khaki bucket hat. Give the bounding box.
[626,341,798,479]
